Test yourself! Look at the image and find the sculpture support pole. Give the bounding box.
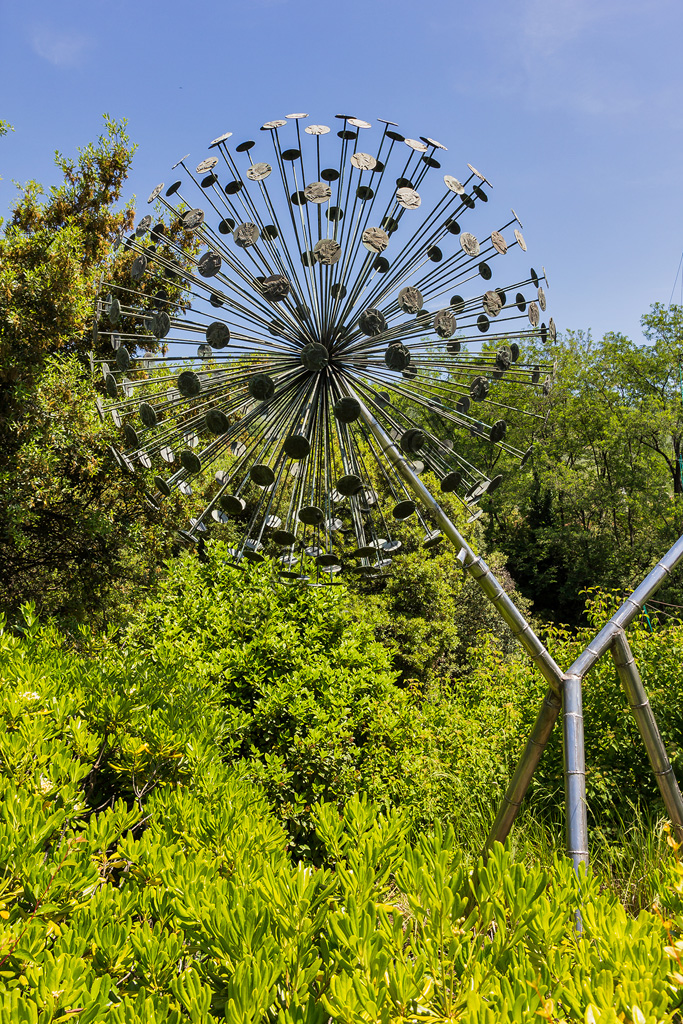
[356,395,683,862]
[562,673,588,868]
[611,629,683,841]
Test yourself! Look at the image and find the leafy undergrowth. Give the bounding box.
[2,605,683,1022]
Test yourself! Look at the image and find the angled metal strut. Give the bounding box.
[357,394,683,865]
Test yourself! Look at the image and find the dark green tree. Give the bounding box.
[0,119,186,623]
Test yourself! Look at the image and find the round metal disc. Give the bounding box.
[362,227,389,253]
[404,138,428,152]
[178,371,201,397]
[283,435,311,459]
[392,500,416,520]
[420,136,447,150]
[467,163,492,186]
[298,505,325,525]
[246,162,272,181]
[313,239,342,265]
[249,373,275,401]
[260,274,290,302]
[305,124,330,135]
[209,132,233,147]
[491,230,508,255]
[514,228,527,251]
[460,232,480,256]
[396,187,421,210]
[304,181,332,203]
[272,529,298,545]
[444,175,465,194]
[234,222,260,248]
[147,183,164,204]
[398,286,423,314]
[198,251,222,277]
[196,157,218,174]
[350,152,377,171]
[182,209,205,230]
[334,397,361,423]
[251,464,275,487]
[220,495,246,515]
[483,290,503,316]
[433,310,456,339]
[206,322,230,348]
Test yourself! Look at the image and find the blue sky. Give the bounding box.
[2,0,682,345]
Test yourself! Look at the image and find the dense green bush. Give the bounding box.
[119,544,466,852]
[2,612,683,1022]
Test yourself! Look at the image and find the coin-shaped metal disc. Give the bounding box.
[385,342,411,371]
[359,307,387,336]
[178,371,201,397]
[350,151,377,171]
[491,230,508,255]
[396,187,421,210]
[483,290,503,317]
[249,373,275,401]
[313,239,342,265]
[246,162,272,182]
[181,450,202,475]
[147,183,164,204]
[514,228,527,251]
[304,181,332,203]
[261,274,290,301]
[393,500,416,520]
[334,397,361,423]
[398,286,424,314]
[298,505,325,525]
[460,232,480,256]
[182,208,205,229]
[234,222,260,248]
[283,435,311,459]
[470,376,489,401]
[301,342,329,371]
[362,227,389,253]
[206,322,230,348]
[198,251,222,277]
[250,464,275,486]
[206,409,230,435]
[433,310,456,339]
[305,124,330,135]
[196,157,218,174]
[443,175,465,194]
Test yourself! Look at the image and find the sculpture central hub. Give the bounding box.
[300,342,329,372]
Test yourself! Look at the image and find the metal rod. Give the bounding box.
[611,628,683,841]
[353,392,565,691]
[482,688,562,852]
[562,672,588,869]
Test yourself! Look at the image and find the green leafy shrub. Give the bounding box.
[3,582,683,1020]
[120,543,467,853]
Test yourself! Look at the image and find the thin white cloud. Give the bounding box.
[30,24,92,68]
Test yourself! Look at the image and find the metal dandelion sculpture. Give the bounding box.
[93,112,683,879]
[95,112,554,583]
